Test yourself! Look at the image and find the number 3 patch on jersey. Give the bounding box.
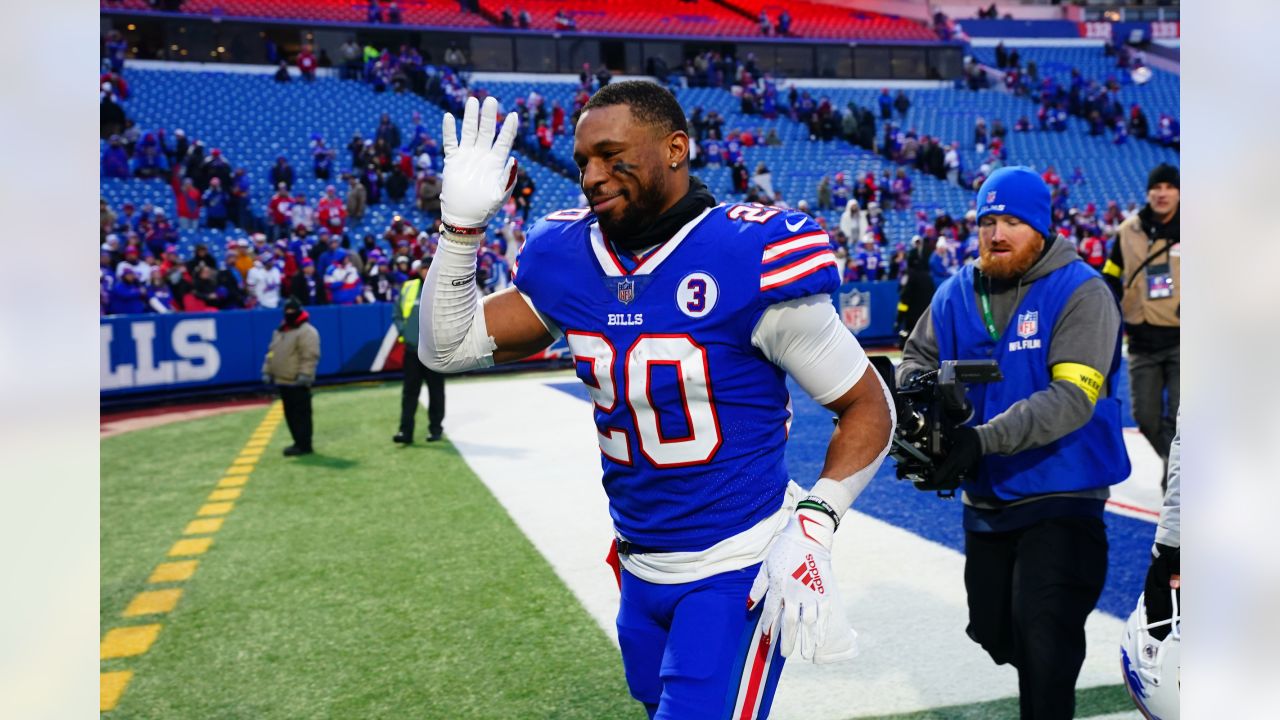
[678,273,719,318]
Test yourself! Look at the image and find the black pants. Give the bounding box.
[964,516,1108,720]
[400,346,444,437]
[1128,345,1180,478]
[279,384,313,450]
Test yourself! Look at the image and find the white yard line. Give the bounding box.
[442,374,1130,718]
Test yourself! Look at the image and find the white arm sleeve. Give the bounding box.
[752,295,895,507]
[1155,408,1180,549]
[751,295,868,405]
[419,234,498,373]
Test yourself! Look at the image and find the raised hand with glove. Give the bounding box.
[420,95,543,376]
[747,478,860,664]
[440,95,520,239]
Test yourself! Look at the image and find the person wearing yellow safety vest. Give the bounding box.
[392,258,445,443]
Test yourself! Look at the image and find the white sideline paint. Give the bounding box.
[441,374,1130,718]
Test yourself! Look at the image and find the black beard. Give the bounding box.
[592,175,717,253]
[594,184,668,251]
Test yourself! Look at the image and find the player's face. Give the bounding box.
[978,214,1044,280]
[573,105,672,241]
[1147,182,1179,220]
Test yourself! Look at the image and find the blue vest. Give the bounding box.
[932,261,1129,501]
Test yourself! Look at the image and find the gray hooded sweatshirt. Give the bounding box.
[897,237,1122,508]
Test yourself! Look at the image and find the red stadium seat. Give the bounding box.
[102,0,492,28]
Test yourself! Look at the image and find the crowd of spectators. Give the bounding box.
[101,28,1168,322]
[99,36,530,316]
[976,41,1179,150]
[101,197,526,316]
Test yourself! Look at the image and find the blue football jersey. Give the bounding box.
[513,203,840,552]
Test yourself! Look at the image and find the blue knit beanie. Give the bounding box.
[975,166,1052,240]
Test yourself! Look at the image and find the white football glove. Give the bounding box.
[440,95,519,232]
[747,508,858,664]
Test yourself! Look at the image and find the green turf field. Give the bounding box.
[101,383,641,719]
[102,380,1135,719]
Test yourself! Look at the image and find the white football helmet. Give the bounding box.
[1121,589,1180,720]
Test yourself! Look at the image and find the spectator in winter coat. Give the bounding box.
[416,168,443,216]
[317,185,347,236]
[816,176,832,211]
[269,156,296,190]
[202,148,233,190]
[297,44,318,81]
[375,113,402,151]
[147,272,176,313]
[893,90,911,120]
[247,252,284,309]
[189,243,218,275]
[131,133,168,178]
[202,178,229,229]
[317,236,348,275]
[230,167,252,229]
[289,193,316,233]
[291,258,329,306]
[324,254,364,305]
[268,185,294,240]
[182,265,221,312]
[107,267,148,315]
[102,136,130,178]
[116,246,151,284]
[929,238,956,288]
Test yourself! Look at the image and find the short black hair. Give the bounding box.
[582,80,688,136]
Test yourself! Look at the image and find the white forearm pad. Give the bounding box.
[419,234,497,373]
[811,368,897,510]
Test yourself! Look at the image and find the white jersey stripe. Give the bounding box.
[588,224,626,277]
[759,251,839,291]
[761,232,830,263]
[586,207,716,278]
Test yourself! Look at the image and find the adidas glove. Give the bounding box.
[748,493,858,664]
[440,95,519,234]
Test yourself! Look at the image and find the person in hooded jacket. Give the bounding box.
[898,167,1126,720]
[262,298,321,456]
[107,267,149,315]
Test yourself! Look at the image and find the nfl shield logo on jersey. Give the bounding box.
[839,288,871,333]
[1017,310,1038,338]
[616,278,636,305]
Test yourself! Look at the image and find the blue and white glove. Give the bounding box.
[440,96,519,236]
[747,482,859,664]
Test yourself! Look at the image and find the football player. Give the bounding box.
[421,82,893,719]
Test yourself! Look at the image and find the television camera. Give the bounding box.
[868,357,1003,497]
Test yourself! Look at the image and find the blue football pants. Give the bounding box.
[617,563,786,720]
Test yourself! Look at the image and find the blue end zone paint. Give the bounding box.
[549,380,594,404]
[546,377,1150,618]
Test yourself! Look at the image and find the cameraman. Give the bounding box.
[897,167,1128,719]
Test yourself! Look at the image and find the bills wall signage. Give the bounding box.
[101,303,575,397]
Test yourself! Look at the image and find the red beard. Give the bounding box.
[979,236,1044,280]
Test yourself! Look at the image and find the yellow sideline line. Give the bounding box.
[100,402,281,712]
